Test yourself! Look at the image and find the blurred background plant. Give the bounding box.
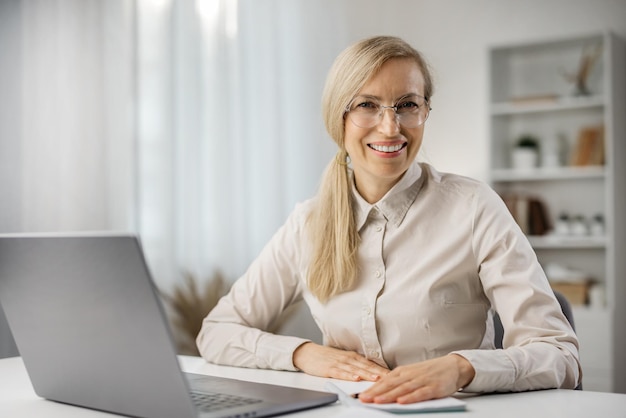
[161,271,304,356]
[160,271,230,356]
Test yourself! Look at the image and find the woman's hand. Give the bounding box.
[357,354,475,404]
[293,342,389,382]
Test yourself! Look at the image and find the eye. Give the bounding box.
[355,100,379,110]
[396,100,420,113]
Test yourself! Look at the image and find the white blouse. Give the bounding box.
[197,162,581,392]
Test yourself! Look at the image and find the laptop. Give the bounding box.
[0,233,337,418]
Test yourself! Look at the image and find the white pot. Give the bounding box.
[511,148,538,170]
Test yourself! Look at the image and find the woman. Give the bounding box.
[197,36,581,404]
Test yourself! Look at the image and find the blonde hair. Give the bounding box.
[306,36,434,303]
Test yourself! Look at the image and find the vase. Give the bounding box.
[511,148,538,170]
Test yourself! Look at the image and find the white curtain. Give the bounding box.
[0,0,136,234]
[137,0,348,288]
[1,0,351,289]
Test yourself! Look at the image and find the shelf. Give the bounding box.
[489,31,626,393]
[491,95,604,116]
[571,305,609,318]
[528,235,606,249]
[491,166,606,182]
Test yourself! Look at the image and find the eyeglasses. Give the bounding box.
[345,95,431,128]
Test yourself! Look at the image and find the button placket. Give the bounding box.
[360,216,386,363]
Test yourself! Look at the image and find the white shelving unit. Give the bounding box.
[488,32,626,393]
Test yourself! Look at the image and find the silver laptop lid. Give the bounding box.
[0,233,198,418]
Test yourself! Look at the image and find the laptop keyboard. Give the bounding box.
[190,390,263,413]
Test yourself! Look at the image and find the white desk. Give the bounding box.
[1,355,625,417]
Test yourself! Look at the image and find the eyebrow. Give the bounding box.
[354,93,425,101]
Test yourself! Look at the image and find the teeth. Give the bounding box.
[370,143,404,153]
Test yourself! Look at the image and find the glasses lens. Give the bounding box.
[347,95,430,128]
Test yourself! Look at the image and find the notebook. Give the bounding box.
[0,233,337,418]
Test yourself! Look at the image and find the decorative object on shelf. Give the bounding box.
[545,262,589,282]
[588,283,606,309]
[552,213,603,238]
[589,213,605,236]
[511,135,539,170]
[541,134,566,168]
[507,93,558,106]
[570,215,589,236]
[561,43,602,96]
[554,212,571,235]
[569,124,604,166]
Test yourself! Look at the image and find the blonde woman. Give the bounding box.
[197,36,581,404]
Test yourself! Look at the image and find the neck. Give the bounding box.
[354,176,400,204]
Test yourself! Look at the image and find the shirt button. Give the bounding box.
[376,226,382,232]
[375,270,381,278]
[364,306,371,315]
[369,350,380,358]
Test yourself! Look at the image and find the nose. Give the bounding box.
[378,107,400,135]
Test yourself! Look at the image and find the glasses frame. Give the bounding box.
[344,95,432,129]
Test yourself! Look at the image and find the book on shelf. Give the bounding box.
[550,282,591,306]
[501,193,551,236]
[507,93,559,106]
[569,124,604,166]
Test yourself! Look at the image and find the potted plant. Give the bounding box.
[511,135,539,170]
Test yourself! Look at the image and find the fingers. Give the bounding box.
[293,343,389,382]
[328,355,388,382]
[359,382,438,404]
[358,356,466,404]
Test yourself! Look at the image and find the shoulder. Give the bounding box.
[282,197,317,232]
[419,163,496,201]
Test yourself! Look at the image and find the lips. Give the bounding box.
[367,142,407,153]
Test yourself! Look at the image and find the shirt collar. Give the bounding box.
[352,161,424,231]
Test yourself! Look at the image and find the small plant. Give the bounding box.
[511,135,540,170]
[516,135,539,149]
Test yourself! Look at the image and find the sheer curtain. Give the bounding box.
[0,0,136,234]
[137,0,348,289]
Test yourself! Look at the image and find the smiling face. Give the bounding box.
[344,58,427,203]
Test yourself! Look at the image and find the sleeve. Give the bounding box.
[452,183,582,392]
[196,202,313,371]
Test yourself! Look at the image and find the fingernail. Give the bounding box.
[353,375,361,381]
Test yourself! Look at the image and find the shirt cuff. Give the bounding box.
[450,349,516,392]
[256,334,311,371]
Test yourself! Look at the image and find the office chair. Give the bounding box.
[492,290,582,390]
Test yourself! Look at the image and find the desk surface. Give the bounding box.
[1,355,625,417]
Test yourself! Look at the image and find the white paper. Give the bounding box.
[325,380,467,413]
[333,408,395,417]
